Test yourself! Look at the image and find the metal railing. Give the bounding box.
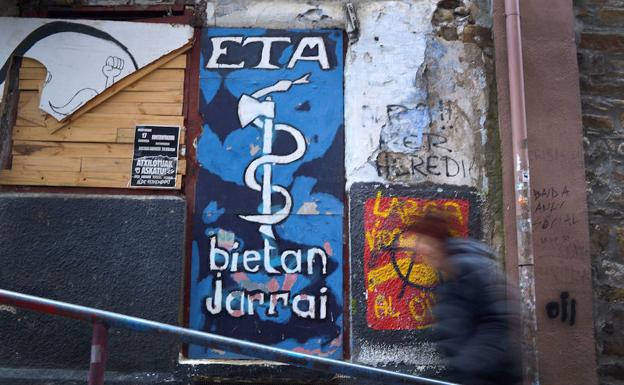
[0,288,457,385]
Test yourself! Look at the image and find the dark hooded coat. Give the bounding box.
[432,238,522,385]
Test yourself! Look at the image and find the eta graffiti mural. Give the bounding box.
[189,28,344,359]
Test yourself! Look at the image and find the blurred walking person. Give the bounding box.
[400,210,522,385]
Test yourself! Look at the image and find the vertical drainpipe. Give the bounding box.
[504,1,539,384]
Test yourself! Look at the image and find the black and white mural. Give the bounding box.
[0,17,193,121]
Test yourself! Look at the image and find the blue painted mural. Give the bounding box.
[189,28,344,359]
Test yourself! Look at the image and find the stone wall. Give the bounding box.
[575,0,624,383]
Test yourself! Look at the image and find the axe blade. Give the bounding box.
[238,94,275,127]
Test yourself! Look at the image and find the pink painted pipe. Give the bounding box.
[504,1,539,385]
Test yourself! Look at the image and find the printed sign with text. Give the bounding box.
[131,125,180,189]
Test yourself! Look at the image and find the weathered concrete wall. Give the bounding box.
[0,194,185,385]
[197,0,499,376]
[575,0,624,383]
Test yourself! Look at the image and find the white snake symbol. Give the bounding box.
[236,73,311,239]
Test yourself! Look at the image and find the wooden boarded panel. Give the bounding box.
[19,79,42,91]
[161,54,187,69]
[1,51,188,189]
[92,101,183,116]
[63,113,184,129]
[21,58,44,68]
[11,155,81,172]
[13,124,119,143]
[18,91,38,107]
[17,91,46,126]
[0,170,81,186]
[116,127,185,144]
[15,112,184,131]
[19,67,46,80]
[14,116,183,141]
[125,81,184,92]
[114,91,183,104]
[12,141,133,158]
[141,69,185,83]
[82,157,186,175]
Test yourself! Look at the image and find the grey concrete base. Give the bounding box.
[0,193,186,379]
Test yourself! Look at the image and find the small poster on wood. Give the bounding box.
[131,125,180,188]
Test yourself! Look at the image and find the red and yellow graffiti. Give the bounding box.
[364,191,470,330]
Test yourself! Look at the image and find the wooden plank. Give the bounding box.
[16,118,41,127]
[50,42,192,134]
[17,91,46,126]
[0,169,80,186]
[13,124,118,143]
[116,127,186,145]
[18,91,38,106]
[92,101,183,116]
[21,58,44,68]
[141,69,185,83]
[1,56,21,169]
[19,67,47,80]
[161,54,187,69]
[0,170,181,189]
[77,172,132,188]
[12,155,82,172]
[178,159,187,175]
[12,141,133,158]
[74,113,184,128]
[19,79,42,91]
[125,81,183,92]
[16,113,184,134]
[82,157,186,175]
[81,157,131,174]
[113,91,183,104]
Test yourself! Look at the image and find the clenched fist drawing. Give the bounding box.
[102,56,124,87]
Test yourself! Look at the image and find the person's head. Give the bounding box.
[399,210,452,270]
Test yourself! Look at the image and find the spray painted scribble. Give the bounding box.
[350,183,481,370]
[364,192,470,330]
[190,28,344,359]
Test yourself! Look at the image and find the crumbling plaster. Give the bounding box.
[204,0,494,188]
[203,0,499,243]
